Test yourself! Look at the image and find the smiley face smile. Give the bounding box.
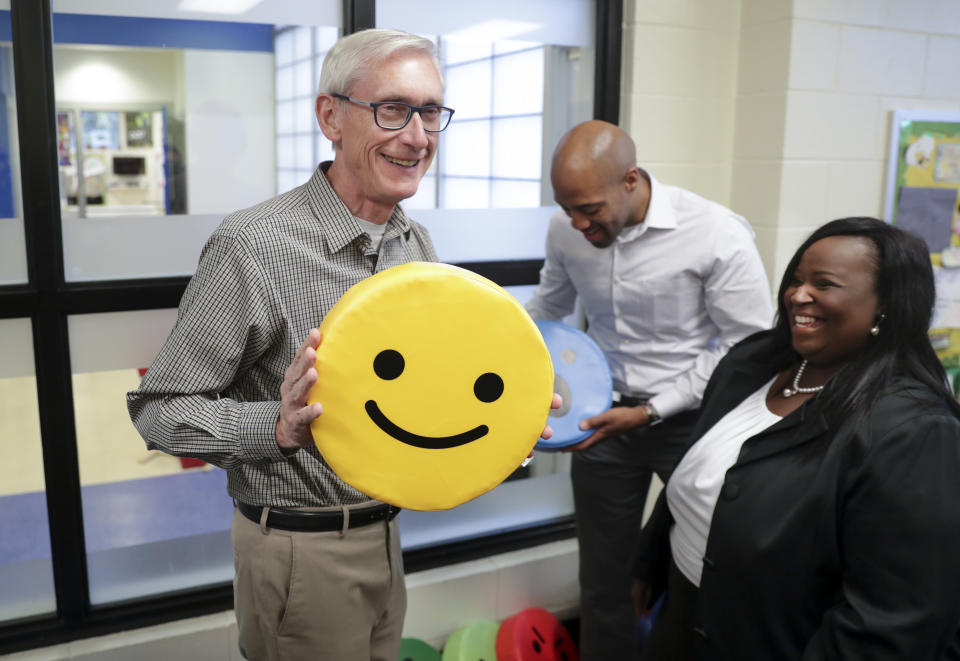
[364,400,488,449]
[362,348,502,449]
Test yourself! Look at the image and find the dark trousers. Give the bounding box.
[639,559,699,661]
[572,410,698,661]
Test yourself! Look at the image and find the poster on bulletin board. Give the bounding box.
[125,111,153,147]
[884,110,960,381]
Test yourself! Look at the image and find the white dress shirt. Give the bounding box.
[525,174,773,419]
[666,377,781,586]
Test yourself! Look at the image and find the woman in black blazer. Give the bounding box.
[634,217,960,660]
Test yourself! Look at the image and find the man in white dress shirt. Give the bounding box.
[525,120,773,661]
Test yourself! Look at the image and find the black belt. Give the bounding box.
[613,394,646,408]
[237,501,400,532]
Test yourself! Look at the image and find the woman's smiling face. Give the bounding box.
[784,235,881,369]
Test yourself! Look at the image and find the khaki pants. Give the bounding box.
[232,506,406,661]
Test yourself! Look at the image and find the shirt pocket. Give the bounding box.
[646,276,703,333]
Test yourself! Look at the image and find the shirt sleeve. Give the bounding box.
[524,212,579,321]
[649,216,773,419]
[800,414,960,659]
[126,231,290,469]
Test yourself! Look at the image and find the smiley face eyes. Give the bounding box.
[373,349,503,402]
[474,373,504,403]
[373,349,405,380]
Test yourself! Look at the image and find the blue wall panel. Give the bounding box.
[0,10,273,52]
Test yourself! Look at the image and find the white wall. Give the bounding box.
[54,46,180,106]
[626,0,960,287]
[620,0,743,207]
[771,0,960,282]
[183,50,276,215]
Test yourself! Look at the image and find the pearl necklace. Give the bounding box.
[781,359,825,397]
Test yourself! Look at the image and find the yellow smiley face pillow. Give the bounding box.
[308,262,554,511]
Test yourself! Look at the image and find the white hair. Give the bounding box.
[318,28,443,96]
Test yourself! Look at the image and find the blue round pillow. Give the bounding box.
[535,320,613,450]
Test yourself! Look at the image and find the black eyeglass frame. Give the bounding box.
[330,93,455,132]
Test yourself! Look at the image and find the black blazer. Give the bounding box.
[635,332,960,660]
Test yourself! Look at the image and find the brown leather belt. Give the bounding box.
[237,501,400,532]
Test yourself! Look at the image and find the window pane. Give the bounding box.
[277,135,294,169]
[275,29,294,66]
[405,173,437,209]
[69,309,237,605]
[378,0,594,218]
[276,100,294,134]
[275,65,293,100]
[492,179,541,207]
[0,319,55,621]
[314,26,338,52]
[442,177,490,208]
[277,169,297,194]
[295,169,313,186]
[492,116,542,179]
[294,96,315,134]
[51,2,339,281]
[0,39,26,283]
[293,26,312,61]
[443,119,491,177]
[296,135,313,170]
[493,48,544,116]
[442,38,491,66]
[277,24,338,197]
[294,58,313,97]
[494,39,541,56]
[414,206,552,263]
[445,60,491,121]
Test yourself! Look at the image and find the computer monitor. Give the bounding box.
[112,156,146,176]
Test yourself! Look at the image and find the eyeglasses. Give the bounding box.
[331,93,455,133]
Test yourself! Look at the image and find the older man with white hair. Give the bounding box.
[128,29,452,660]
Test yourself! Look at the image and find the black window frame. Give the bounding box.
[0,0,621,653]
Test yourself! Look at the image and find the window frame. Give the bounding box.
[0,0,622,653]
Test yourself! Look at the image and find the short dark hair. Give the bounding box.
[771,216,960,420]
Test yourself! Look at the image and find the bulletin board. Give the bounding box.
[884,110,960,380]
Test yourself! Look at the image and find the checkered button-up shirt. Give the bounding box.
[127,162,438,507]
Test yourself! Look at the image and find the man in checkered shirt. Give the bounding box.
[129,28,470,661]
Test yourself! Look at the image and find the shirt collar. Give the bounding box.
[305,161,413,253]
[618,171,677,242]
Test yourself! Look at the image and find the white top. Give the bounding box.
[354,216,388,252]
[524,174,773,419]
[667,377,782,586]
